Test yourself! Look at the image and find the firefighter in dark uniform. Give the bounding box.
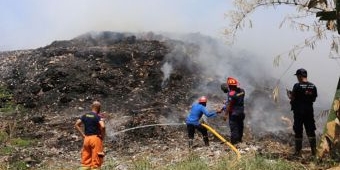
[288,68,317,156]
[223,77,245,145]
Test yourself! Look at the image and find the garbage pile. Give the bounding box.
[0,32,333,169]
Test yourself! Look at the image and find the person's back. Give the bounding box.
[186,103,205,125]
[81,112,101,136]
[75,101,105,169]
[185,96,220,148]
[288,68,318,156]
[291,81,317,111]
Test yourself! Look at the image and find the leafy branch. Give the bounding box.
[226,0,340,62]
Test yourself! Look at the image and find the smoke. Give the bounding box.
[0,0,228,51]
[157,32,335,137]
[160,33,301,135]
[1,0,335,136]
[161,62,173,88]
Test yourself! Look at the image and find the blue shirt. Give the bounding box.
[186,103,217,125]
[81,112,101,135]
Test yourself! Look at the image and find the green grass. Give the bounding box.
[12,152,339,170]
[165,154,208,170]
[0,161,28,170]
[162,153,304,170]
[0,86,12,100]
[0,145,15,155]
[0,131,8,143]
[0,85,24,115]
[10,138,33,147]
[133,157,153,170]
[128,152,305,170]
[229,155,304,170]
[10,161,28,170]
[101,157,118,170]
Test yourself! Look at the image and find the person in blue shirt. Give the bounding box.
[186,96,221,148]
[222,77,245,145]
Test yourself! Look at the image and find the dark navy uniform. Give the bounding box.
[81,112,101,136]
[291,81,317,154]
[224,87,245,144]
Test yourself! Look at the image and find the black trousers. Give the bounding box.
[293,112,316,138]
[187,124,208,139]
[293,108,316,151]
[229,114,245,144]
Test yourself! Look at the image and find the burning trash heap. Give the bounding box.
[0,31,338,169]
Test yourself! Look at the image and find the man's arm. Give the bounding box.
[289,84,299,101]
[75,119,85,138]
[99,120,105,140]
[289,84,298,111]
[313,86,318,102]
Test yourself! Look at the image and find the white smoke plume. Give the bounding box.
[161,62,173,88]
[161,33,326,135]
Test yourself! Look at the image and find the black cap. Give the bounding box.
[294,68,307,77]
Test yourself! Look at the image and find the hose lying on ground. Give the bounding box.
[201,123,241,160]
[112,123,186,135]
[112,122,241,160]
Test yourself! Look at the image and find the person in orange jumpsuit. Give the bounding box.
[75,101,105,170]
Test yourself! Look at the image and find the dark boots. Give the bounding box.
[188,137,209,148]
[309,137,317,156]
[294,137,317,156]
[203,136,209,146]
[188,139,193,149]
[294,138,302,156]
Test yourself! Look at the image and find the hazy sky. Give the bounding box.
[0,0,228,50]
[1,0,340,108]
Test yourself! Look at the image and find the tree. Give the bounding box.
[225,0,340,65]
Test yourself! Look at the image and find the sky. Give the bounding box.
[1,0,340,110]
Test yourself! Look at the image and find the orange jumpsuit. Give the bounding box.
[80,112,104,169]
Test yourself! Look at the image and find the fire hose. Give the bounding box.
[112,122,241,159]
[201,123,241,160]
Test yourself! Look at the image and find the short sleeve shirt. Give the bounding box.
[81,112,100,136]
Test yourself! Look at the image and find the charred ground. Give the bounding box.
[0,32,213,168]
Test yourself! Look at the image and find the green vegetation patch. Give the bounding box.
[230,155,304,170]
[166,154,208,170]
[0,145,15,155]
[0,161,29,170]
[101,157,118,170]
[10,138,34,147]
[10,160,28,170]
[0,85,12,100]
[133,157,154,170]
[0,131,8,143]
[0,85,19,114]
